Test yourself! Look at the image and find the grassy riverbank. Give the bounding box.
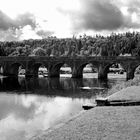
[30,77,140,140]
[31,106,140,140]
[108,76,140,95]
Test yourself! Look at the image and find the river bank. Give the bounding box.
[31,106,140,140]
[30,78,140,140]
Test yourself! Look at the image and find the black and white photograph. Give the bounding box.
[0,0,140,140]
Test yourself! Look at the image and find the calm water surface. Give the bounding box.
[0,73,126,140]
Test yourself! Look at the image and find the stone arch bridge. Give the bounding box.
[0,56,140,80]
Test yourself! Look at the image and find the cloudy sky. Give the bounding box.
[0,0,140,41]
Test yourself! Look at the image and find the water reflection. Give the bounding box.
[0,77,109,97]
[0,93,87,140]
[0,76,125,140]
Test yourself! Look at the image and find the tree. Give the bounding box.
[31,47,46,56]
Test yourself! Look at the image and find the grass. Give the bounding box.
[108,76,140,96]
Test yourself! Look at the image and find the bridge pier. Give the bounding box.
[98,64,108,80]
[25,71,34,78]
[25,72,38,78]
[71,66,83,78]
[48,72,60,78]
[126,69,135,80]
[25,68,38,78]
[2,64,17,77]
[48,67,60,78]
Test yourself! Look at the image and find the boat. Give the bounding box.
[95,98,109,106]
[82,103,96,110]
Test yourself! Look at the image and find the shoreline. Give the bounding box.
[30,110,86,140]
[30,82,140,140]
[31,105,140,140]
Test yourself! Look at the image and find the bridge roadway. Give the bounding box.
[0,56,140,80]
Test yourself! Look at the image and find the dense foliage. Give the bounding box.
[1,32,140,57]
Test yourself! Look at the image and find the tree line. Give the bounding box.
[0,32,140,57]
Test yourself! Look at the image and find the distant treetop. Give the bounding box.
[1,32,140,57]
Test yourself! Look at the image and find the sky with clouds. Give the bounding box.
[0,0,140,41]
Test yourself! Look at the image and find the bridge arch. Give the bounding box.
[83,63,98,78]
[9,62,25,77]
[104,62,126,79]
[60,63,72,77]
[30,62,48,77]
[0,64,4,75]
[72,62,98,78]
[49,62,72,78]
[119,62,140,80]
[133,63,140,79]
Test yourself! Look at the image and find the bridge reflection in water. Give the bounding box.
[0,76,113,98]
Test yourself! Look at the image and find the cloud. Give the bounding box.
[0,10,38,41]
[0,10,54,41]
[0,10,15,30]
[0,10,36,31]
[36,30,54,38]
[19,25,42,40]
[0,29,20,41]
[76,0,124,31]
[58,0,140,33]
[15,13,37,29]
[1,0,140,40]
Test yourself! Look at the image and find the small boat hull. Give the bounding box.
[82,105,95,110]
[96,98,109,106]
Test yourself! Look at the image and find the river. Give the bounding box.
[0,73,126,140]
